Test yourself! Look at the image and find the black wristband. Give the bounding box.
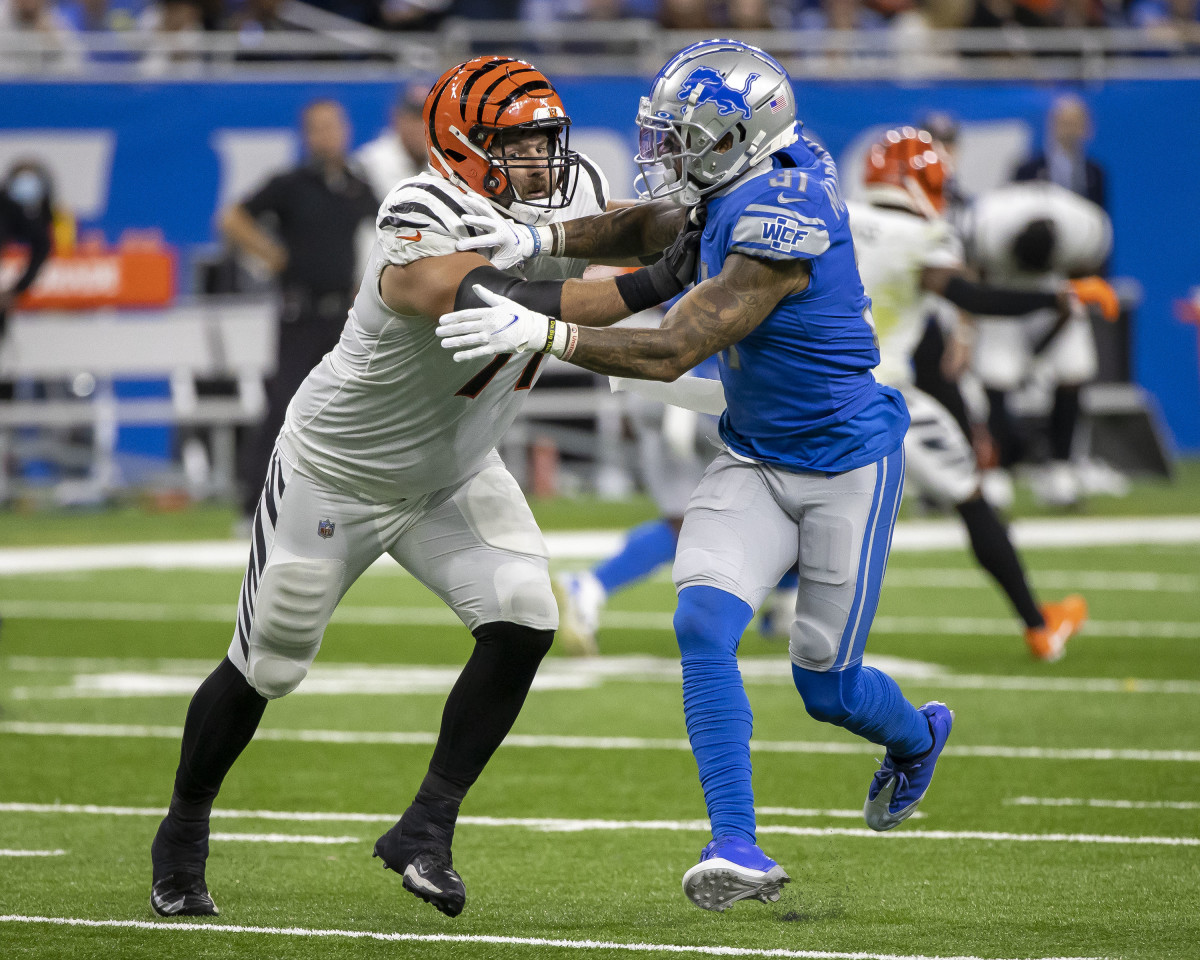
[615,267,672,314]
[942,276,1060,317]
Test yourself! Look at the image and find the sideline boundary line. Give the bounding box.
[0,915,1110,960]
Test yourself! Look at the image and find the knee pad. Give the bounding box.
[493,561,558,629]
[792,664,855,725]
[245,556,345,699]
[674,585,750,659]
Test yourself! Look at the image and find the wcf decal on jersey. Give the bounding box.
[761,215,812,252]
[317,518,336,539]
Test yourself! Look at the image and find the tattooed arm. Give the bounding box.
[565,253,810,381]
[558,200,688,263]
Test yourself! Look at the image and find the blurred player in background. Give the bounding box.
[438,39,955,912]
[554,354,722,656]
[842,126,1089,660]
[354,76,432,202]
[150,55,699,921]
[962,179,1114,508]
[222,99,379,525]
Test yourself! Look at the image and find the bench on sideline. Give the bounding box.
[0,299,276,500]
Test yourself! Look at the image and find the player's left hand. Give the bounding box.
[436,285,551,362]
[456,215,543,270]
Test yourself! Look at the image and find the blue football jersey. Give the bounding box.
[699,138,909,473]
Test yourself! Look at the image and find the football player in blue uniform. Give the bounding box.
[438,39,954,912]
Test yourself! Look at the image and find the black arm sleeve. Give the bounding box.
[941,276,1060,317]
[455,263,565,316]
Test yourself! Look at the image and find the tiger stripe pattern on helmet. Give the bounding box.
[423,56,580,226]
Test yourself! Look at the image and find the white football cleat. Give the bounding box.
[552,571,605,656]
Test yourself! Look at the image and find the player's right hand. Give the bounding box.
[436,285,553,362]
[456,215,547,270]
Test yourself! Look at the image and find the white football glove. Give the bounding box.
[455,214,551,270]
[436,285,552,363]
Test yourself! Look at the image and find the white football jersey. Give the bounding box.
[279,155,610,502]
[846,200,963,386]
[963,181,1111,286]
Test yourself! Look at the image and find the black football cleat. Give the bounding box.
[151,815,216,917]
[374,816,466,918]
[150,872,219,917]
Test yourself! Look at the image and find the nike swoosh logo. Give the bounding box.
[152,892,186,914]
[398,231,422,242]
[404,863,444,894]
[776,193,805,204]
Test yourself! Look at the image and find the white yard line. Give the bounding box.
[0,802,879,822]
[0,849,65,857]
[0,916,1108,960]
[1,598,1197,642]
[208,833,358,844]
[7,663,1200,699]
[3,720,1199,763]
[883,568,1198,593]
[0,515,1196,576]
[1,803,1192,848]
[1005,797,1200,811]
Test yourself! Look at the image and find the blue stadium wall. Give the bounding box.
[2,77,1197,453]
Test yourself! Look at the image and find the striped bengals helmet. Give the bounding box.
[424,56,580,226]
[863,126,947,217]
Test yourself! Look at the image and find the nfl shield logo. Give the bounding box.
[317,518,336,539]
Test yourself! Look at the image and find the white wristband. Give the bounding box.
[547,319,579,360]
[531,225,555,257]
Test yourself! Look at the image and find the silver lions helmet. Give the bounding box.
[635,39,799,206]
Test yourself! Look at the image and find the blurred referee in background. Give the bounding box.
[221,98,378,525]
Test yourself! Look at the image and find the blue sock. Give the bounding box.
[776,566,799,590]
[792,662,932,759]
[674,585,756,843]
[593,519,679,595]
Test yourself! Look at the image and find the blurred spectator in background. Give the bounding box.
[658,0,772,27]
[0,160,55,436]
[380,0,520,30]
[1129,0,1200,47]
[221,99,378,523]
[137,0,204,76]
[1014,93,1105,210]
[60,0,146,31]
[354,77,431,201]
[0,0,83,72]
[0,161,55,342]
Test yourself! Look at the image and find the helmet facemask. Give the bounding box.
[633,98,734,206]
[475,120,580,225]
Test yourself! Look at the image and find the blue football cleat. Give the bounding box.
[864,701,954,831]
[681,836,790,912]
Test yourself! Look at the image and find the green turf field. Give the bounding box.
[1,470,1198,959]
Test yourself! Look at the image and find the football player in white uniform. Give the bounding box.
[962,180,1115,507]
[149,56,699,920]
[842,127,1091,661]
